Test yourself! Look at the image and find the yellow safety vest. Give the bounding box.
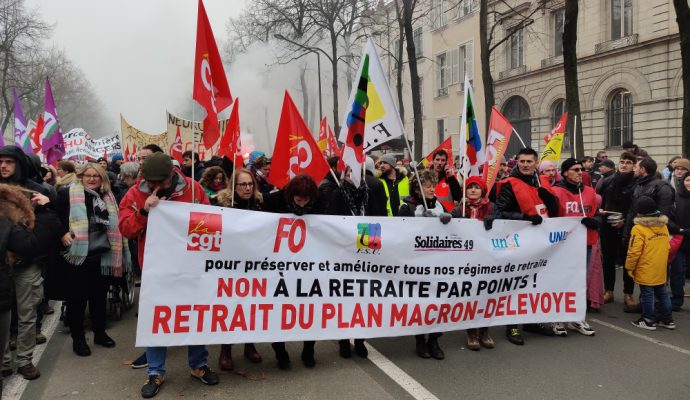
[380,176,410,216]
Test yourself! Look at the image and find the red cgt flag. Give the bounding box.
[481,106,514,194]
[326,121,340,158]
[193,0,232,149]
[268,91,330,189]
[217,98,243,167]
[170,126,184,165]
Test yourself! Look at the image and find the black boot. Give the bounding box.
[301,341,316,368]
[72,338,91,357]
[338,339,352,358]
[353,339,368,358]
[415,335,430,358]
[427,336,444,360]
[271,342,290,370]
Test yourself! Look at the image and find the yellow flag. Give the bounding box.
[540,133,564,162]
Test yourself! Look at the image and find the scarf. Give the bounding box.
[63,182,128,277]
[341,181,368,216]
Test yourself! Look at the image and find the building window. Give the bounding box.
[437,119,445,145]
[436,52,448,96]
[413,27,423,58]
[611,0,632,40]
[551,99,570,151]
[454,0,476,19]
[449,42,473,89]
[502,96,531,157]
[553,8,565,57]
[608,89,632,147]
[509,28,524,69]
[432,0,447,29]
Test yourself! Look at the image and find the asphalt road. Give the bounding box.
[5,274,690,400]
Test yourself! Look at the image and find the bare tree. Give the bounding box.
[479,0,545,134]
[562,0,582,158]
[674,0,690,157]
[402,0,423,159]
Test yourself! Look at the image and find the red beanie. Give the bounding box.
[465,176,488,195]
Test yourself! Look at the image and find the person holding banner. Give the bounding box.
[451,176,496,350]
[398,170,452,360]
[117,153,217,398]
[493,148,559,344]
[54,163,128,356]
[550,158,600,336]
[431,150,462,212]
[214,168,264,370]
[199,166,228,205]
[264,174,323,369]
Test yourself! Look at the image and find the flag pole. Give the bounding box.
[461,155,467,217]
[192,106,196,201]
[572,115,586,216]
[230,162,236,208]
[512,128,527,148]
[403,136,429,211]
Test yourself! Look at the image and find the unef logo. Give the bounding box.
[357,223,381,254]
[187,212,222,252]
[491,233,520,250]
[274,217,306,253]
[549,231,568,244]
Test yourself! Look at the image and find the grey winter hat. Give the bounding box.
[365,156,376,175]
[636,196,659,217]
[380,154,397,167]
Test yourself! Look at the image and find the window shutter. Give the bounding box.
[466,42,474,80]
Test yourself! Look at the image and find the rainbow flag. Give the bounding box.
[341,55,369,187]
[458,75,483,176]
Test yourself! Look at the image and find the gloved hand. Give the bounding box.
[523,214,543,225]
[422,209,434,218]
[581,217,599,230]
[439,213,452,224]
[483,215,495,231]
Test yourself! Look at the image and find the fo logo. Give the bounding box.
[187,212,222,252]
[274,217,306,253]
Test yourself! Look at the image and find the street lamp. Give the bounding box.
[274,34,323,120]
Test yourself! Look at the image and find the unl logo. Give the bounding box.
[187,212,222,252]
[357,223,381,250]
[274,217,306,253]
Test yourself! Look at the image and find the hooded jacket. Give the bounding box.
[0,184,38,312]
[625,215,670,286]
[0,145,51,196]
[118,170,209,269]
[624,174,677,241]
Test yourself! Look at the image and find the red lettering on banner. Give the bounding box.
[173,304,191,333]
[351,304,365,328]
[505,295,517,315]
[337,304,349,328]
[217,278,267,297]
[281,304,296,329]
[193,304,210,332]
[437,303,451,324]
[409,305,422,326]
[152,306,171,334]
[424,304,438,325]
[322,303,335,328]
[212,305,228,332]
[368,304,383,327]
[565,292,576,312]
[273,218,307,253]
[464,301,478,320]
[258,304,274,330]
[229,304,247,331]
[485,298,496,317]
[391,304,408,326]
[517,293,528,315]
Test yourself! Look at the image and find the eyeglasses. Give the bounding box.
[83,174,101,180]
[568,168,583,172]
[236,182,254,188]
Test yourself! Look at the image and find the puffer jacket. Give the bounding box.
[625,215,670,286]
[624,174,677,241]
[118,170,209,269]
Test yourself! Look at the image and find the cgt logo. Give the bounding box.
[357,223,381,254]
[274,217,306,253]
[490,233,520,250]
[549,231,568,244]
[187,212,222,252]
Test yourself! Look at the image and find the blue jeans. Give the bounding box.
[639,284,672,323]
[670,250,687,308]
[146,345,208,376]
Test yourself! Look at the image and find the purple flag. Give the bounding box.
[42,77,65,163]
[12,88,31,153]
[0,126,4,147]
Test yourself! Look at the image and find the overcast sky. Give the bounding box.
[26,0,248,134]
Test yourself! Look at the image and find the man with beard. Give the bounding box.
[430,150,462,212]
[597,152,637,307]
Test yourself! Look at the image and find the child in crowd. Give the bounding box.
[625,196,675,330]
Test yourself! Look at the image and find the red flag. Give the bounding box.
[544,112,568,143]
[481,107,514,194]
[124,143,130,162]
[31,115,45,154]
[170,127,184,164]
[217,99,243,167]
[131,143,138,161]
[423,136,453,168]
[268,91,330,189]
[193,0,232,149]
[326,122,340,158]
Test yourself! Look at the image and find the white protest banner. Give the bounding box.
[136,202,586,347]
[63,128,121,159]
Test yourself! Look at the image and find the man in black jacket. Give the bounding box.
[492,148,559,345]
[0,145,59,380]
[597,152,636,307]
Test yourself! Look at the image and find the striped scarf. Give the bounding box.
[63,182,129,277]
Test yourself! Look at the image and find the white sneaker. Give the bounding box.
[551,322,568,336]
[567,321,596,336]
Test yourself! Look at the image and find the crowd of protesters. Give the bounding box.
[0,138,688,399]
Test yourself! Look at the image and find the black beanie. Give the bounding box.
[636,196,659,216]
[560,158,582,176]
